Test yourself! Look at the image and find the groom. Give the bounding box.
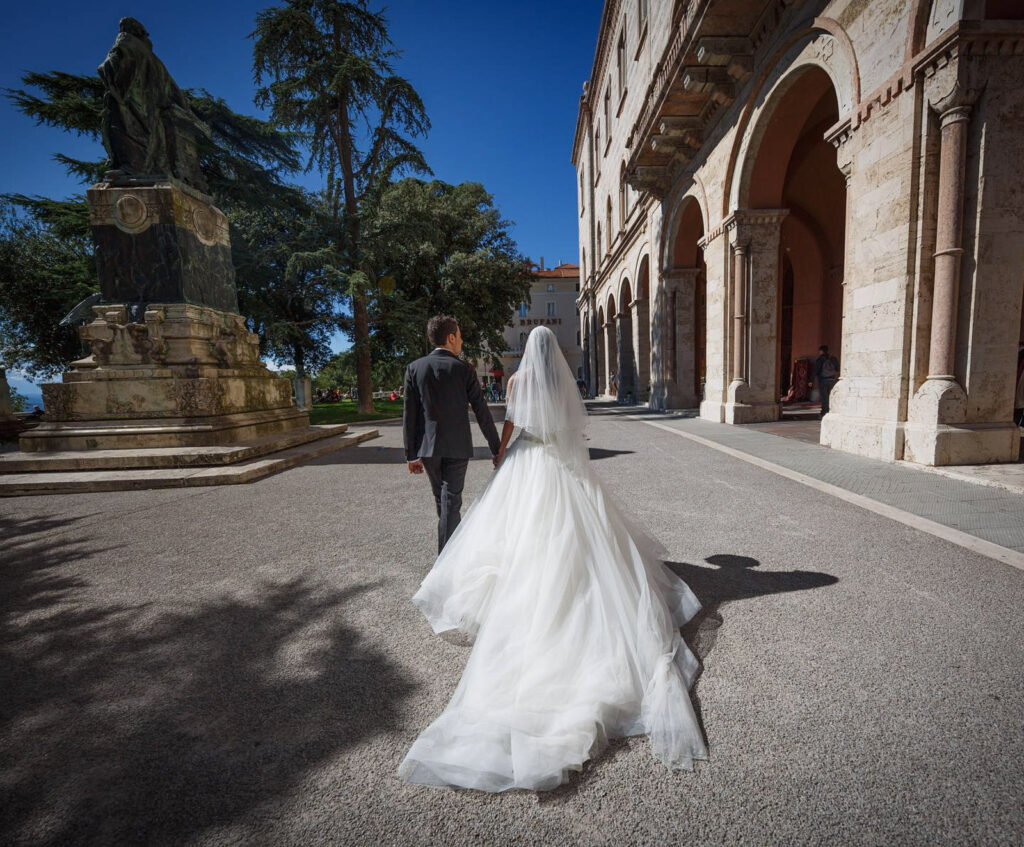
[404,315,503,553]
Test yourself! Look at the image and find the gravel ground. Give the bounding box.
[2,413,1023,846]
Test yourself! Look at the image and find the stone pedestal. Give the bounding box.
[20,303,307,452]
[88,178,238,313]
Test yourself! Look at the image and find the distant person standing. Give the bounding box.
[815,345,840,418]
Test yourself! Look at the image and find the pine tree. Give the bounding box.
[252,0,430,413]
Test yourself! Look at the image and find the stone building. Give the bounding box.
[573,0,1024,465]
[477,262,583,390]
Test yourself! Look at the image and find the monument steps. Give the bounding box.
[1,423,351,472]
[0,427,380,496]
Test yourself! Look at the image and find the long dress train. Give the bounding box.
[398,427,709,792]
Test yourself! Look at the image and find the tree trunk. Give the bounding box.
[294,343,306,381]
[334,9,374,415]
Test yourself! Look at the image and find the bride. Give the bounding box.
[398,326,708,792]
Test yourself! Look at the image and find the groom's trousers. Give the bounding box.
[421,457,469,553]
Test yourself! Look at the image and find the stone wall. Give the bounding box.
[574,0,1023,464]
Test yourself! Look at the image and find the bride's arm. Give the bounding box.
[494,376,517,467]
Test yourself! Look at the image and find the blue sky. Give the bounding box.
[2,0,601,400]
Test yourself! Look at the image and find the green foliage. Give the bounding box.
[0,200,95,376]
[231,193,345,379]
[362,178,533,367]
[251,0,431,204]
[252,0,431,411]
[309,398,403,425]
[312,348,402,391]
[8,385,28,413]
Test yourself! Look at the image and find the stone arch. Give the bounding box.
[654,195,706,410]
[605,293,619,398]
[616,278,636,402]
[726,62,848,423]
[634,255,652,401]
[724,26,859,215]
[660,179,709,275]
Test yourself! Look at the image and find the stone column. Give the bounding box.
[617,303,636,403]
[604,316,618,398]
[698,229,731,422]
[661,268,701,408]
[906,89,975,463]
[903,78,1020,464]
[724,209,788,424]
[730,243,748,392]
[631,294,651,402]
[927,103,971,385]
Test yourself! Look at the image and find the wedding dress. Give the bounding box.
[398,327,708,792]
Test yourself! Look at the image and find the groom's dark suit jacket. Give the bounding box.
[403,349,501,461]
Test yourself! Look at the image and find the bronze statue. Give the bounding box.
[98,17,210,193]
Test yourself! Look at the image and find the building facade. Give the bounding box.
[477,263,584,390]
[574,0,1024,465]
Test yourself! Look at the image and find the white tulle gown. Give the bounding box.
[398,328,708,792]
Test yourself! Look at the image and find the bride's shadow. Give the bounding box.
[537,554,838,804]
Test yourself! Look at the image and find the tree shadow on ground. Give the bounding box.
[539,553,838,802]
[1,513,416,846]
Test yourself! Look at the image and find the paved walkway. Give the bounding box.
[592,403,1024,560]
[2,412,1022,845]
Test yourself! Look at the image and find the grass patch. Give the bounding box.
[309,399,404,425]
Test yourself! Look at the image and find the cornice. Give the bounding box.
[850,19,1024,134]
[572,0,622,163]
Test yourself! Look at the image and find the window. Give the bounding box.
[579,169,585,214]
[606,197,613,248]
[597,222,602,257]
[547,302,556,317]
[547,283,556,292]
[518,302,528,317]
[636,0,650,58]
[575,282,580,292]
[604,85,611,136]
[576,330,581,346]
[616,29,626,98]
[619,164,627,229]
[594,123,601,173]
[519,332,527,350]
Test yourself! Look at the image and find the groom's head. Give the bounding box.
[428,315,462,356]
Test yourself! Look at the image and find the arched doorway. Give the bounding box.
[618,279,636,402]
[605,294,619,398]
[659,197,707,409]
[596,305,606,396]
[741,65,846,420]
[634,257,651,401]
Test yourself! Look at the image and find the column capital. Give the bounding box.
[928,79,982,119]
[724,208,790,247]
[661,266,702,289]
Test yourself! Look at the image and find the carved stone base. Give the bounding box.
[820,413,906,462]
[902,421,1021,466]
[21,302,309,452]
